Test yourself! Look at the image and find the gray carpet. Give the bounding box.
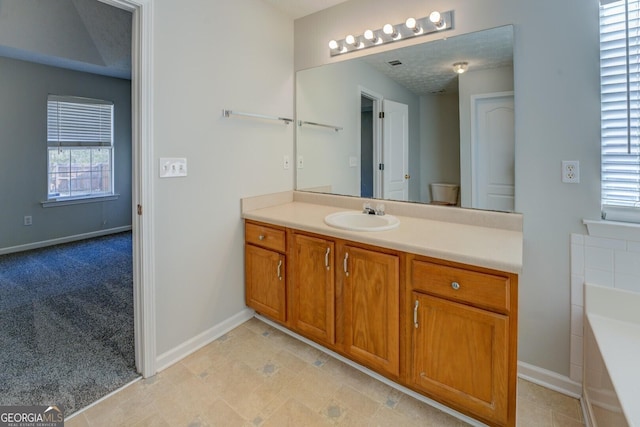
[0,232,138,415]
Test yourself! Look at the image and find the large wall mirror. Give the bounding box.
[296,25,515,212]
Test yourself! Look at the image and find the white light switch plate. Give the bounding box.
[159,158,187,178]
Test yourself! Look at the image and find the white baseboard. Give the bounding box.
[0,226,132,255]
[155,308,254,372]
[517,361,582,398]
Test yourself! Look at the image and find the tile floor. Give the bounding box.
[66,318,585,426]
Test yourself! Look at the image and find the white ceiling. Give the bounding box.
[0,0,132,79]
[360,26,514,95]
[262,0,349,19]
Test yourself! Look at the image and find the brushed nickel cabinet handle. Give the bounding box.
[258,235,265,241]
[413,300,419,328]
[451,281,460,290]
[277,259,283,281]
[325,247,331,270]
[343,253,349,277]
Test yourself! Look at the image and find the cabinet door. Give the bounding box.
[291,233,335,344]
[411,292,508,426]
[245,244,286,322]
[341,245,399,377]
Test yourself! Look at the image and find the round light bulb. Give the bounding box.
[405,17,417,29]
[429,11,446,30]
[364,29,375,40]
[328,40,339,50]
[383,24,394,35]
[345,34,356,45]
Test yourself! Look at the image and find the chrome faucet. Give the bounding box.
[362,203,386,215]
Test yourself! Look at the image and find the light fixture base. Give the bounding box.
[329,10,454,57]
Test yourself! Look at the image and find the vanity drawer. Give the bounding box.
[411,260,510,313]
[245,222,286,252]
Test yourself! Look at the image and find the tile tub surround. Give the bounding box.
[66,318,585,427]
[569,231,640,384]
[242,191,523,274]
[583,284,640,427]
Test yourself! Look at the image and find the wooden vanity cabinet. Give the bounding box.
[289,231,335,346]
[338,243,401,379]
[244,220,518,427]
[244,221,287,323]
[406,256,518,427]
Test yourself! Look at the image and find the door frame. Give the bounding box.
[359,87,383,198]
[98,0,156,378]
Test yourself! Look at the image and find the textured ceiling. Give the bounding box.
[360,26,514,95]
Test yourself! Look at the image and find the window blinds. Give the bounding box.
[601,0,640,215]
[47,95,114,147]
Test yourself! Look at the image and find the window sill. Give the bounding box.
[42,194,120,208]
[583,219,640,242]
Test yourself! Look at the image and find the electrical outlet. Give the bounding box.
[283,155,290,169]
[297,155,304,169]
[24,215,32,226]
[562,160,580,183]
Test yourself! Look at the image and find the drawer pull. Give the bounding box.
[258,234,265,241]
[343,253,349,277]
[325,247,331,270]
[451,281,460,290]
[413,300,419,328]
[277,259,283,281]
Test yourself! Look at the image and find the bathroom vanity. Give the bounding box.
[242,191,522,427]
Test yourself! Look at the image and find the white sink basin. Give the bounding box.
[324,211,400,232]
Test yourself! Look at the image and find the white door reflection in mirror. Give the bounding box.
[382,99,409,201]
[471,92,514,211]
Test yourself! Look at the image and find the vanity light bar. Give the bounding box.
[328,10,453,57]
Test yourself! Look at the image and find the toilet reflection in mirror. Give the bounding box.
[296,25,515,212]
[430,183,459,206]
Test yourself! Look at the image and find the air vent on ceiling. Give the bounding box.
[387,60,403,66]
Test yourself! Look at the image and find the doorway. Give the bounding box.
[359,89,410,202]
[98,0,154,379]
[360,96,374,198]
[359,88,382,199]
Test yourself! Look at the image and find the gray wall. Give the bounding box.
[295,0,601,378]
[296,58,420,196]
[0,56,132,249]
[152,0,294,357]
[459,66,514,208]
[419,93,460,203]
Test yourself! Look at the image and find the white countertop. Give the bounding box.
[242,201,523,274]
[587,313,640,427]
[585,284,640,427]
